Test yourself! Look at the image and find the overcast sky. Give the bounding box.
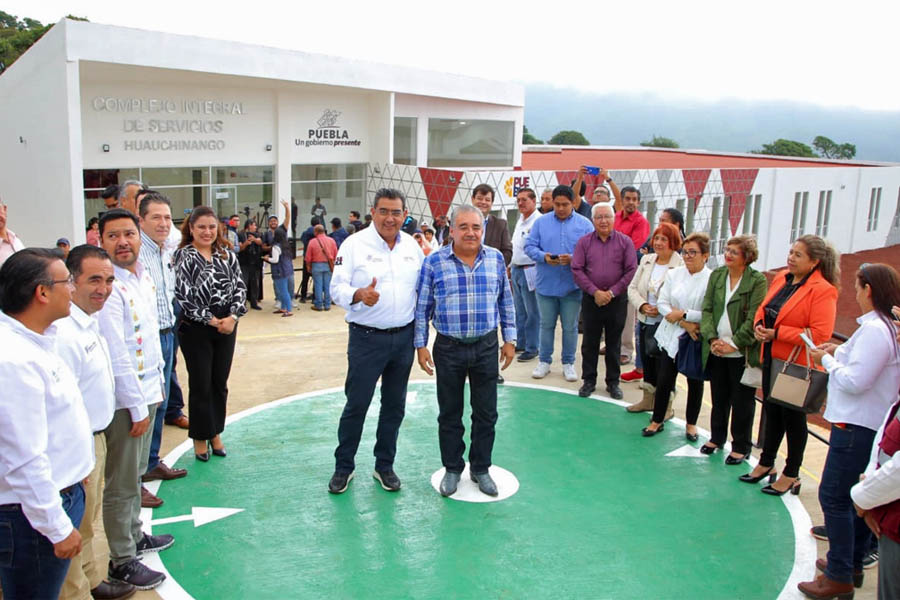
[8,0,900,111]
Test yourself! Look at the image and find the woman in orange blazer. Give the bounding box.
[740,234,839,495]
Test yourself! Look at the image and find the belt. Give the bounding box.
[350,321,413,335]
[512,263,535,269]
[159,327,173,335]
[437,331,495,345]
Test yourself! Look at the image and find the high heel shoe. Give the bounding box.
[641,423,664,437]
[194,441,210,461]
[725,453,748,465]
[738,467,776,484]
[210,439,227,458]
[685,432,699,442]
[699,443,718,455]
[761,478,801,496]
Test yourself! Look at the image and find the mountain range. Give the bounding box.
[523,84,900,163]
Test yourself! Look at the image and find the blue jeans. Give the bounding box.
[536,290,581,365]
[311,262,332,309]
[148,329,175,471]
[0,483,85,600]
[510,266,540,354]
[819,423,877,584]
[273,276,292,311]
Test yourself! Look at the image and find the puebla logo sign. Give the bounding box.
[296,109,362,149]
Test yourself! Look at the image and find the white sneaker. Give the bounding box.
[563,364,578,382]
[532,362,551,379]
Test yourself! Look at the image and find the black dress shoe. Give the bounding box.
[211,447,227,458]
[641,423,665,437]
[725,453,747,465]
[606,384,624,400]
[439,471,461,496]
[699,443,718,455]
[497,374,504,384]
[91,580,136,600]
[470,471,499,496]
[578,381,596,397]
[685,432,699,442]
[761,478,801,496]
[195,452,209,462]
[738,467,777,484]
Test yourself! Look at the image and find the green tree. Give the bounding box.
[812,135,856,160]
[522,125,543,145]
[549,130,590,145]
[640,135,679,148]
[752,138,818,158]
[0,13,87,75]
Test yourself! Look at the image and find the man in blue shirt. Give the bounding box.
[414,205,516,498]
[329,217,349,248]
[524,185,594,382]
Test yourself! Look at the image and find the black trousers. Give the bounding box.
[299,264,312,299]
[580,293,627,386]
[177,319,237,441]
[433,333,499,474]
[638,321,660,387]
[334,322,415,474]
[759,363,808,477]
[707,355,757,455]
[239,261,261,306]
[652,352,703,425]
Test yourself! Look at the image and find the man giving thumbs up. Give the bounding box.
[326,189,425,494]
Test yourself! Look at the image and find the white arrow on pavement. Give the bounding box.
[150,507,244,528]
[665,444,711,459]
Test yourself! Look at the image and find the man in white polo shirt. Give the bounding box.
[0,248,94,599]
[327,188,424,494]
[57,245,136,600]
[97,209,171,590]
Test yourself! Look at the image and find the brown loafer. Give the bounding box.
[142,462,188,482]
[140,485,164,508]
[165,415,189,429]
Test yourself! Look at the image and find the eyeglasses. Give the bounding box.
[375,208,404,218]
[44,275,75,287]
[593,214,614,220]
[682,249,701,258]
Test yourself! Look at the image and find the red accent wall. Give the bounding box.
[720,169,759,234]
[419,167,463,218]
[682,169,711,212]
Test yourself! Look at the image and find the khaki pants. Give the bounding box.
[102,406,150,565]
[60,433,106,599]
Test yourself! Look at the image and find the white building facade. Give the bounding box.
[0,19,524,246]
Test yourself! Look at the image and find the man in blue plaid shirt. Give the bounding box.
[414,205,516,498]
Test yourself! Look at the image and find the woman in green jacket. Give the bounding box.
[699,235,768,464]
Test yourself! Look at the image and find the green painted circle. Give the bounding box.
[153,383,798,599]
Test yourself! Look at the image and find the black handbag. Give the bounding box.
[768,330,828,414]
[676,332,707,380]
[642,322,661,357]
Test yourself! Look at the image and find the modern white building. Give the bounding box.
[0,19,524,246]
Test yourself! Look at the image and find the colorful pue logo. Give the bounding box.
[504,176,531,198]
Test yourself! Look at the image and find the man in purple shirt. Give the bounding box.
[571,203,637,399]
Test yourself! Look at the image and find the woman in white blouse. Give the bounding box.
[798,263,900,597]
[626,223,684,414]
[641,233,711,439]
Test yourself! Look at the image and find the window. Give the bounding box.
[868,187,883,232]
[685,201,695,234]
[675,198,686,220]
[393,117,417,165]
[815,190,832,237]
[427,119,514,167]
[742,194,762,235]
[709,196,730,254]
[646,200,658,233]
[893,188,900,229]
[82,168,141,222]
[791,191,809,242]
[291,163,367,227]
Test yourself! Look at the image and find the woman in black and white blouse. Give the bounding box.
[174,206,247,461]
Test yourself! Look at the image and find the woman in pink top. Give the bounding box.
[305,224,337,311]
